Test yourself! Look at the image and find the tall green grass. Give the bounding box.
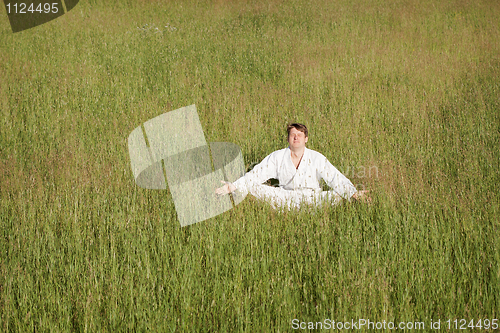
[1,0,499,331]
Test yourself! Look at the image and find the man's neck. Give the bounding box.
[289,146,305,158]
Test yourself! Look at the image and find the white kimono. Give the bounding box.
[232,147,357,209]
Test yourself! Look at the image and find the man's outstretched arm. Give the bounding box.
[319,158,372,203]
[352,190,371,203]
[215,151,278,196]
[215,181,236,195]
[320,159,357,198]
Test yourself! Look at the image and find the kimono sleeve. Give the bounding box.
[232,152,278,197]
[318,158,358,200]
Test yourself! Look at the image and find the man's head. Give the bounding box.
[287,123,308,149]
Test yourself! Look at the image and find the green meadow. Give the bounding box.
[1,0,499,331]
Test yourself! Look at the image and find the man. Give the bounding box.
[215,123,369,209]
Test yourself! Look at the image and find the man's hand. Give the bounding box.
[215,181,236,196]
[352,190,371,204]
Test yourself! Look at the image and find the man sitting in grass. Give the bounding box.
[215,123,370,209]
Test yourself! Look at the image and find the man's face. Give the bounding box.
[288,127,308,149]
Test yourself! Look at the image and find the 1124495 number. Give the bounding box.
[6,3,59,14]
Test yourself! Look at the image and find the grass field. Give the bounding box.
[1,0,499,331]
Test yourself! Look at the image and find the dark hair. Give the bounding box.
[287,123,308,138]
